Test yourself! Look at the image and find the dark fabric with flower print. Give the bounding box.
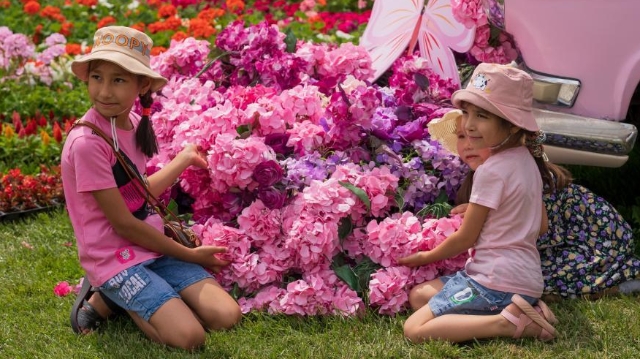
[538,183,640,298]
[112,149,149,220]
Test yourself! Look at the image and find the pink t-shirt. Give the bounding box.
[61,108,162,287]
[466,146,544,298]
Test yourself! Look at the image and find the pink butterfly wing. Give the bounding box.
[424,0,476,52]
[359,0,425,81]
[418,0,476,86]
[416,23,462,86]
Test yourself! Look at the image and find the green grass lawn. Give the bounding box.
[1,209,640,359]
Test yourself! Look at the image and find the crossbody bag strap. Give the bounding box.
[72,121,184,227]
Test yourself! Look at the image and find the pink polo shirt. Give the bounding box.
[61,108,162,287]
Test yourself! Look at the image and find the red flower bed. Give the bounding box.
[0,166,64,216]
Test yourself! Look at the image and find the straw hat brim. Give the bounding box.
[428,109,462,155]
[71,50,167,93]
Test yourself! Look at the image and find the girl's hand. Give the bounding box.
[450,203,469,217]
[192,245,230,272]
[179,144,208,169]
[397,251,430,267]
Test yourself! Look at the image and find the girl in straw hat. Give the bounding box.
[62,26,240,350]
[399,63,558,343]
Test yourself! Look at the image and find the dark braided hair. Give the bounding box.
[136,90,158,157]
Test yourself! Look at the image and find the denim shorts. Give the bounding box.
[428,271,537,317]
[98,256,212,321]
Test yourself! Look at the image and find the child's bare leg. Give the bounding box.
[404,302,556,343]
[179,278,242,331]
[129,298,207,351]
[408,278,444,310]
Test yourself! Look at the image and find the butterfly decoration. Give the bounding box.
[359,0,476,86]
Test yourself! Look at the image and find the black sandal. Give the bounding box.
[70,277,122,334]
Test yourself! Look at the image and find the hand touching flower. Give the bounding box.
[397,251,432,268]
[180,143,208,169]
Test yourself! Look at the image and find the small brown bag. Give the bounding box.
[74,121,201,248]
[163,220,201,248]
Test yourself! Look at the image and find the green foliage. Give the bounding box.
[0,80,89,119]
[320,0,373,12]
[415,191,453,219]
[0,127,63,175]
[337,216,353,242]
[330,252,380,299]
[339,181,371,212]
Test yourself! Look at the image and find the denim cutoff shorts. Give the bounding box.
[428,271,537,317]
[98,256,212,321]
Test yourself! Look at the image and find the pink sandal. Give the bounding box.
[501,294,557,341]
[534,299,558,325]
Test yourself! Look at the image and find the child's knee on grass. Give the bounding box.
[201,301,242,331]
[408,279,444,311]
[408,286,429,311]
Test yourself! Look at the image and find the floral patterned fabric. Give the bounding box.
[539,183,640,298]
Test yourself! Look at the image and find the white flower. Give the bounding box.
[127,1,140,10]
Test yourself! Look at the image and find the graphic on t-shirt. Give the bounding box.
[112,150,148,219]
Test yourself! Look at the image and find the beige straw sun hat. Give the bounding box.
[71,26,167,92]
[427,109,463,155]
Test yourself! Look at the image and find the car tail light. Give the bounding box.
[529,71,581,107]
[482,0,505,29]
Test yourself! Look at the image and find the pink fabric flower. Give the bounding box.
[54,281,73,297]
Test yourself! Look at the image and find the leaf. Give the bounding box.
[338,216,353,243]
[167,199,179,214]
[229,283,243,301]
[339,181,371,212]
[236,125,250,138]
[394,187,405,211]
[284,29,297,53]
[333,264,359,292]
[434,190,450,204]
[416,202,453,219]
[353,257,381,295]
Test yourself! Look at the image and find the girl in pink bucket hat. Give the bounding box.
[400,64,559,343]
[62,26,241,350]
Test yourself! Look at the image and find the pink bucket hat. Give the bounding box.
[428,109,462,155]
[71,26,167,93]
[451,63,539,132]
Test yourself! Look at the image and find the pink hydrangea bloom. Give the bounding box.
[451,0,488,28]
[368,266,411,315]
[207,134,276,192]
[237,199,282,247]
[286,120,326,155]
[365,212,424,267]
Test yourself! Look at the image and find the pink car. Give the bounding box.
[484,0,639,167]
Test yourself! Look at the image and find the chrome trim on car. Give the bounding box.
[534,109,638,156]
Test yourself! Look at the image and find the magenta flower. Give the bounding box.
[53,281,73,297]
[257,186,287,210]
[253,160,284,187]
[264,133,293,155]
